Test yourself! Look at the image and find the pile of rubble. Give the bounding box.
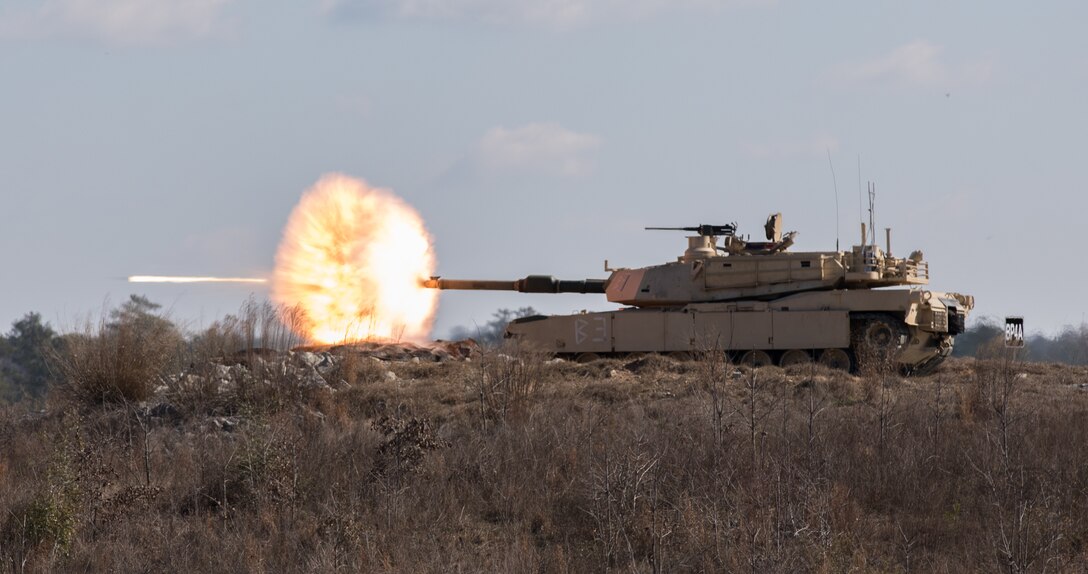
[161,339,482,397]
[141,340,485,429]
[310,339,480,362]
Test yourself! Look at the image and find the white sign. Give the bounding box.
[1005,317,1024,348]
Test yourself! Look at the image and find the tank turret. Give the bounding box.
[605,213,931,307]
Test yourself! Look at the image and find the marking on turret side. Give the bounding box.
[575,316,609,344]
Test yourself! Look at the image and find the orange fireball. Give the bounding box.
[272,174,438,344]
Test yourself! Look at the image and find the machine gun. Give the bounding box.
[644,223,737,237]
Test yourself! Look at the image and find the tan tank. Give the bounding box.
[424,213,973,374]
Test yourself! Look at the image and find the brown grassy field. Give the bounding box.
[2,345,1087,573]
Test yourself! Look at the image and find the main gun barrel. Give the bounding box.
[423,275,607,294]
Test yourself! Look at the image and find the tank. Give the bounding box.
[424,213,973,374]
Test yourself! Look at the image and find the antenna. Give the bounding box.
[827,149,840,251]
[867,182,877,246]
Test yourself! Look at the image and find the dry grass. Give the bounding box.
[3,348,1088,573]
[188,297,309,361]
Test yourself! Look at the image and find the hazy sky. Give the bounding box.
[2,0,1085,338]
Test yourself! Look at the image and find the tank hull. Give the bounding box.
[506,289,966,373]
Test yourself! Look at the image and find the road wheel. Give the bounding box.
[852,313,909,372]
[738,350,773,368]
[853,314,908,352]
[818,348,852,371]
[779,349,812,367]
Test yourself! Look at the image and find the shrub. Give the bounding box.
[198,418,298,511]
[3,414,85,568]
[472,343,547,427]
[50,296,183,404]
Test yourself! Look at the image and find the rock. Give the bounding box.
[181,374,206,388]
[384,370,397,382]
[316,354,339,375]
[302,406,327,423]
[146,402,179,418]
[624,355,672,374]
[439,339,481,360]
[213,416,240,432]
[302,370,329,388]
[297,351,321,367]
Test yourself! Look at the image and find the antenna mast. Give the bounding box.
[867,182,877,247]
[828,149,840,252]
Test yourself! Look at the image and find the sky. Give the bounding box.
[1,0,1086,338]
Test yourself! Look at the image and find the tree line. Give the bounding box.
[0,295,179,403]
[2,303,1084,403]
[951,316,1088,364]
